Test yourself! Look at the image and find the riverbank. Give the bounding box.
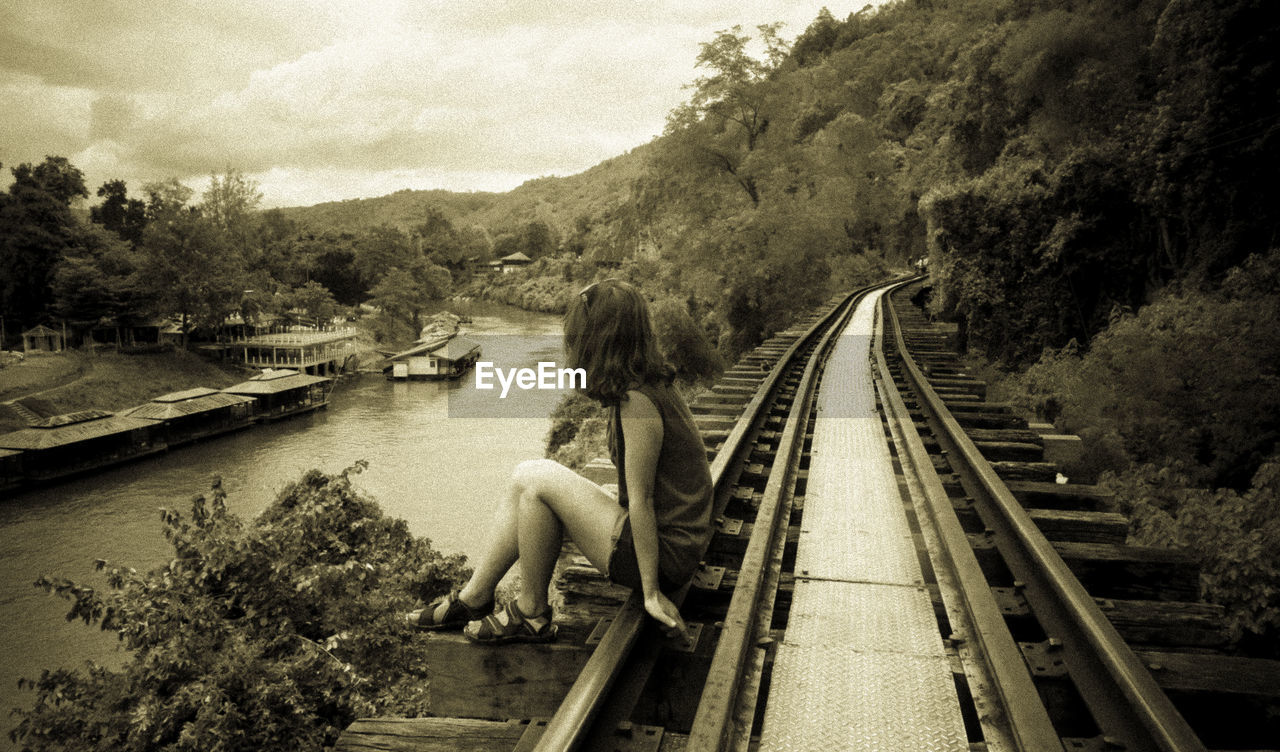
[0,301,565,750]
[0,350,250,433]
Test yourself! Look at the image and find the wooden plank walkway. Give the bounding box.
[757,288,968,750]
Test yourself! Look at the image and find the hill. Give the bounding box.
[278,143,652,263]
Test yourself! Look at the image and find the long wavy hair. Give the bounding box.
[563,279,672,405]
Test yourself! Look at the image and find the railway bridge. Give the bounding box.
[336,278,1280,752]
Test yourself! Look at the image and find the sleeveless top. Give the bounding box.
[607,381,713,585]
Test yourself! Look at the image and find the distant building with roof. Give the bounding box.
[22,324,63,353]
[498,252,533,274]
[232,328,358,376]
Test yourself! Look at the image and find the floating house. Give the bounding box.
[121,387,256,446]
[223,369,332,420]
[0,410,163,482]
[385,336,482,380]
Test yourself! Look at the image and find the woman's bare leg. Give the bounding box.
[456,480,522,609]
[510,459,623,615]
[456,459,621,617]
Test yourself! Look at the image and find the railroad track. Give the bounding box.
[336,277,1279,751]
[878,280,1279,751]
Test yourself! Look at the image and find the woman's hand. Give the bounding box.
[644,590,692,646]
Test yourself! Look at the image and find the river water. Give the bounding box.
[0,302,566,744]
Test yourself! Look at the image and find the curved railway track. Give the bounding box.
[337,277,1279,752]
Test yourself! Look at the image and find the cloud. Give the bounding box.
[1,1,884,206]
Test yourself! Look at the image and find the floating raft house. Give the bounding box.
[0,410,162,481]
[122,387,256,445]
[222,369,331,420]
[385,335,481,380]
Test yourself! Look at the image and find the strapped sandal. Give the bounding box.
[406,590,493,631]
[464,600,558,644]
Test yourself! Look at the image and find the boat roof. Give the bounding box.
[384,335,480,363]
[0,415,159,450]
[222,369,330,395]
[123,391,255,420]
[430,336,481,361]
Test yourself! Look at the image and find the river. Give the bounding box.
[0,302,566,746]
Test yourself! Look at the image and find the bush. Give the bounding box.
[12,465,469,751]
[1016,250,1280,488]
[545,392,605,463]
[1105,457,1280,652]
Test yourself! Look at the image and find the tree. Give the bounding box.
[51,223,147,329]
[662,24,789,206]
[354,226,417,290]
[367,261,451,342]
[0,156,88,326]
[133,180,245,341]
[307,233,365,306]
[12,466,469,751]
[201,169,263,251]
[288,280,342,327]
[90,179,148,245]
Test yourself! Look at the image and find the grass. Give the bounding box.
[0,351,89,403]
[0,349,251,433]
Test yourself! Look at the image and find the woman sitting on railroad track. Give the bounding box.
[406,279,714,644]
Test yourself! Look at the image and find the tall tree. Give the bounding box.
[51,223,148,329]
[90,179,148,245]
[367,261,451,341]
[133,180,245,341]
[662,24,789,206]
[201,169,263,261]
[0,156,88,327]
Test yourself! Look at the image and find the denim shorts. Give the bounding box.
[606,514,685,593]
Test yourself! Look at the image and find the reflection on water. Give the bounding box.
[0,301,564,744]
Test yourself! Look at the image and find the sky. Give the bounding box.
[1,1,885,209]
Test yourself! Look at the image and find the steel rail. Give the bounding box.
[883,284,1206,752]
[686,282,875,751]
[532,282,885,752]
[873,280,1063,751]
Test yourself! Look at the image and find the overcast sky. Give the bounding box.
[1,1,884,208]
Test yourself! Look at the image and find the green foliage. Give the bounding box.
[1105,458,1280,651]
[1017,250,1280,489]
[649,296,724,383]
[474,256,583,314]
[132,187,245,338]
[0,157,89,327]
[89,180,147,246]
[987,250,1280,651]
[545,392,606,468]
[12,466,469,751]
[51,223,148,326]
[366,261,452,344]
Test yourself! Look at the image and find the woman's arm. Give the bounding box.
[620,390,689,640]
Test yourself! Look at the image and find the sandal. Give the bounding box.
[464,600,558,644]
[406,590,492,631]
